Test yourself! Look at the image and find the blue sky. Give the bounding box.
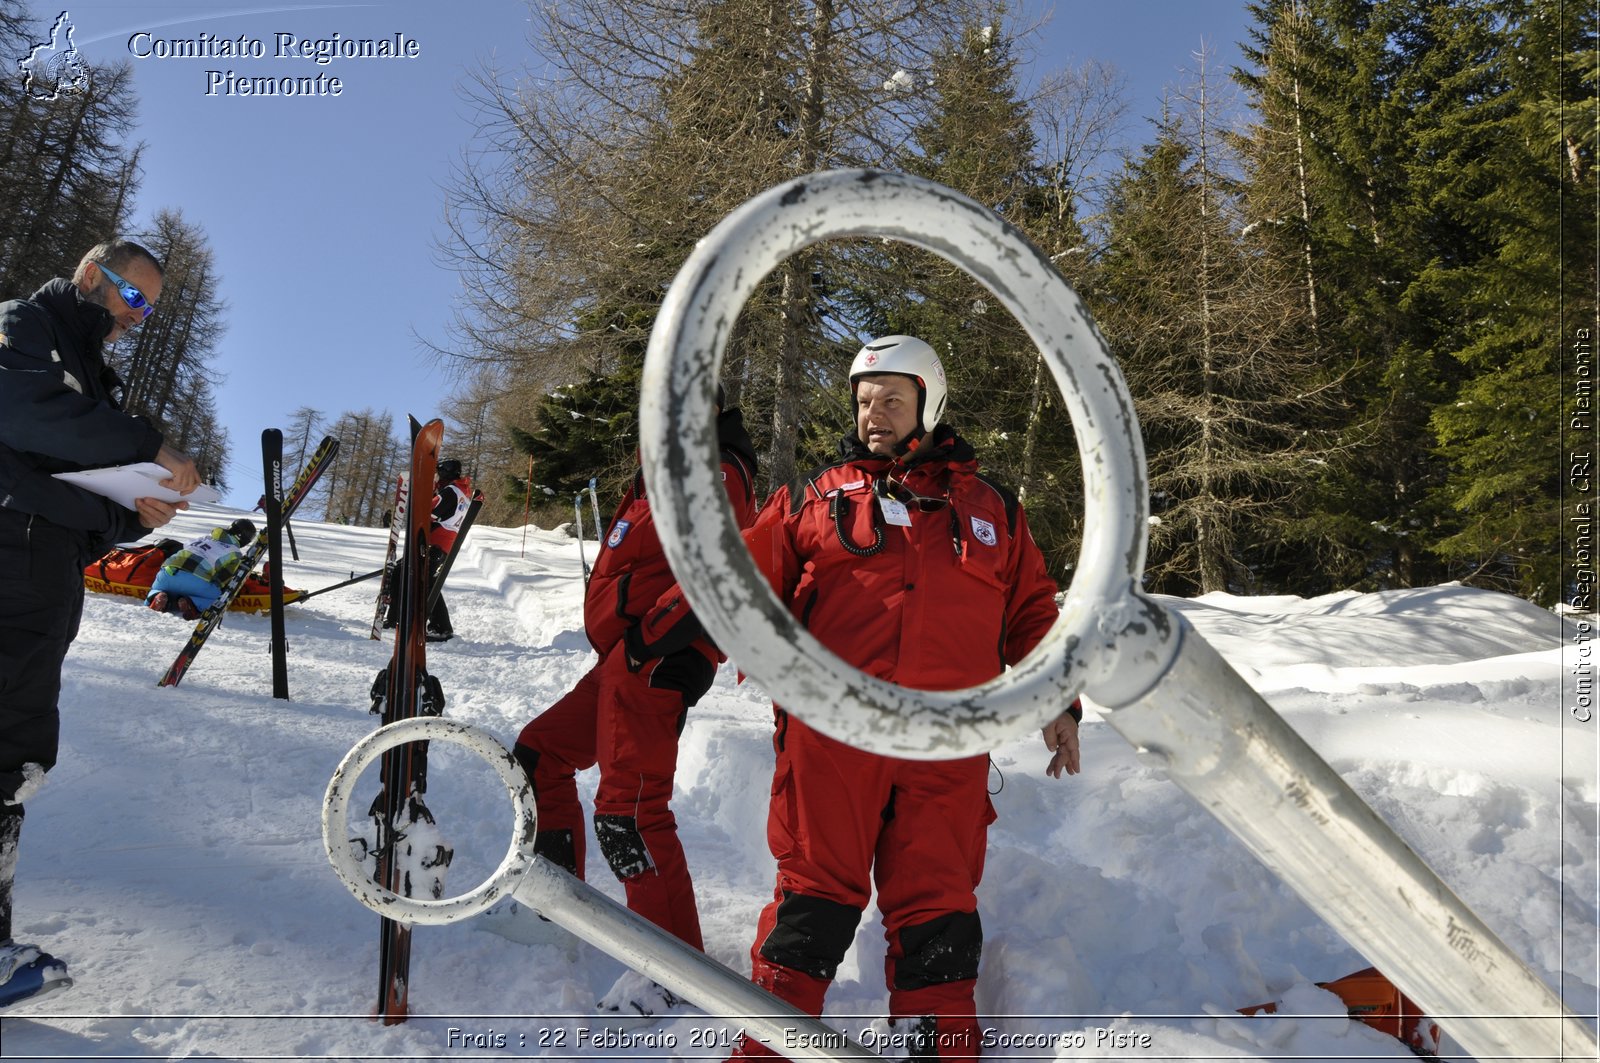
[16,0,1250,508]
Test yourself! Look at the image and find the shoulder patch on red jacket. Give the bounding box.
[972,473,1020,535]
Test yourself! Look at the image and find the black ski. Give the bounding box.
[370,472,409,640]
[253,493,300,561]
[158,436,340,688]
[262,429,289,699]
[370,417,448,1024]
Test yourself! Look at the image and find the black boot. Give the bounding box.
[532,828,579,877]
[0,807,69,1005]
[886,1016,940,1061]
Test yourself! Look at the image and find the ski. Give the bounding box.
[262,429,289,699]
[157,435,340,688]
[370,417,449,1025]
[253,490,300,561]
[370,472,409,640]
[423,490,482,618]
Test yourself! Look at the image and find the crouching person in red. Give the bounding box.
[632,337,1081,1061]
[510,385,758,1014]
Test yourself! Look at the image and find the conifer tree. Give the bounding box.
[116,214,226,419]
[1098,52,1333,595]
[1426,0,1596,602]
[317,410,401,525]
[283,407,324,475]
[508,330,645,509]
[840,20,1095,575]
[442,0,996,500]
[1237,0,1475,591]
[0,2,141,294]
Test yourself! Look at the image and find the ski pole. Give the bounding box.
[520,454,533,559]
[586,477,601,542]
[574,492,590,581]
[300,567,385,602]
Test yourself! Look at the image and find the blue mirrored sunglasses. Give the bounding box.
[96,262,154,320]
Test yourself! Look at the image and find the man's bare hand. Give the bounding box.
[134,495,185,530]
[156,443,202,494]
[1042,710,1081,779]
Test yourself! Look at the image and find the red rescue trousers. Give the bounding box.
[735,713,994,1061]
[514,642,707,950]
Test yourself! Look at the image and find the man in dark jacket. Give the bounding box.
[0,240,201,1006]
[508,387,758,1017]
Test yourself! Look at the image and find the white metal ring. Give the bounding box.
[641,169,1173,758]
[321,717,537,925]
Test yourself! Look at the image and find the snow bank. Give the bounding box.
[1,504,1591,1062]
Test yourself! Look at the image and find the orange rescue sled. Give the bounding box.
[1240,967,1441,1057]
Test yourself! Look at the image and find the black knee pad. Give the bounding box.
[758,891,863,981]
[532,827,578,876]
[648,648,716,708]
[893,910,983,989]
[512,742,540,785]
[593,814,654,880]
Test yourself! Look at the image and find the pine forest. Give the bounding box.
[1,0,1592,604]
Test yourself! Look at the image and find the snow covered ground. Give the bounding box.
[1,502,1594,1062]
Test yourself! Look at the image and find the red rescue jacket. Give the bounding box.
[740,427,1058,690]
[583,408,759,656]
[428,476,476,553]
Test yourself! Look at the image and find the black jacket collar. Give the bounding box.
[838,424,975,469]
[34,278,115,351]
[717,407,760,476]
[630,407,762,500]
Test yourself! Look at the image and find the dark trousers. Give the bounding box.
[0,510,88,804]
[382,546,453,634]
[0,510,87,943]
[425,545,451,635]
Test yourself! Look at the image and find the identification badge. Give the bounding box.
[878,495,913,527]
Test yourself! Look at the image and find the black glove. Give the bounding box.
[623,623,652,673]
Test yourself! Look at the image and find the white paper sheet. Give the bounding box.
[53,463,222,511]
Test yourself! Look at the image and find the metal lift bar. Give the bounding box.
[634,169,1596,1063]
[322,717,877,1061]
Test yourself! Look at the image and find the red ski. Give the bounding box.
[369,417,450,1024]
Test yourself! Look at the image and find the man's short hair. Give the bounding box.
[72,240,164,285]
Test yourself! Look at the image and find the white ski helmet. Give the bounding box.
[849,335,948,435]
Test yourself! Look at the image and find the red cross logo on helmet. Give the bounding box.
[848,335,948,435]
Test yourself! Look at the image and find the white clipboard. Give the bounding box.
[53,463,222,511]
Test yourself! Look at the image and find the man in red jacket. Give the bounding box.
[510,386,758,1014]
[636,336,1079,1060]
[423,459,479,642]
